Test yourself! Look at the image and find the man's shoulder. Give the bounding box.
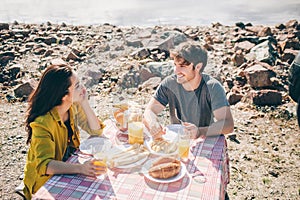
[202,73,221,84]
[162,74,177,82]
[160,75,178,87]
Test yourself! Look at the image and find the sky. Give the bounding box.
[1,0,299,26]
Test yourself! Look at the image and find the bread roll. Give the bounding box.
[114,109,124,124]
[152,157,177,166]
[113,109,127,131]
[149,158,181,179]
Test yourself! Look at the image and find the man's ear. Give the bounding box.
[195,63,203,72]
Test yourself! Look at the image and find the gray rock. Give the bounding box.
[7,64,23,80]
[244,64,276,88]
[250,89,282,106]
[246,40,278,65]
[14,81,35,98]
[234,41,256,53]
[126,38,143,48]
[66,52,80,61]
[162,31,187,45]
[0,51,15,66]
[130,48,150,60]
[43,37,58,45]
[141,77,161,89]
[0,23,9,30]
[144,61,174,78]
[146,36,174,51]
[227,91,244,105]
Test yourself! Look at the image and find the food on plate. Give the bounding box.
[150,138,177,154]
[148,157,181,179]
[108,144,149,168]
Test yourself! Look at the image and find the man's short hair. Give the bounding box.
[170,41,208,68]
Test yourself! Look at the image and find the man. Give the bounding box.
[288,51,300,127]
[144,41,234,139]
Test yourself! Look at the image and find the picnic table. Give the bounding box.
[33,119,229,200]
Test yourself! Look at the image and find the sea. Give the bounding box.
[1,0,300,26]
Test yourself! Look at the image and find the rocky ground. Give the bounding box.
[0,20,299,199]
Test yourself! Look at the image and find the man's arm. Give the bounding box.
[143,97,165,138]
[198,106,234,137]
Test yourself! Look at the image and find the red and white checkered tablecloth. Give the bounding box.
[33,120,229,200]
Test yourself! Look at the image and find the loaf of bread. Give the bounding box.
[148,157,181,179]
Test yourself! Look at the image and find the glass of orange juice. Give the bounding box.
[178,127,190,162]
[128,107,144,144]
[94,152,107,178]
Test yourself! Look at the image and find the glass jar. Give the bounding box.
[127,107,144,144]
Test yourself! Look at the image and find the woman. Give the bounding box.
[23,64,106,199]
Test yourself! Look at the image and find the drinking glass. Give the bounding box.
[94,152,108,179]
[178,127,191,162]
[127,107,144,144]
[89,143,109,179]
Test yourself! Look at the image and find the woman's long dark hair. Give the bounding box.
[25,64,73,144]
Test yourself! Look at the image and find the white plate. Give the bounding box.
[108,145,149,169]
[145,139,178,156]
[78,155,92,164]
[142,159,187,183]
[79,137,112,155]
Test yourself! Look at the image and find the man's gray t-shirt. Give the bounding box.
[154,73,229,127]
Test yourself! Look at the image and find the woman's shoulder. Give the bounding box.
[32,108,58,127]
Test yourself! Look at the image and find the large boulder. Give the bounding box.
[244,64,276,88]
[250,90,282,106]
[246,39,278,65]
[14,81,36,98]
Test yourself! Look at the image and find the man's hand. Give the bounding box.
[150,124,165,139]
[182,122,200,139]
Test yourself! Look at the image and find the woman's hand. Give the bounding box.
[80,159,106,177]
[78,86,89,105]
